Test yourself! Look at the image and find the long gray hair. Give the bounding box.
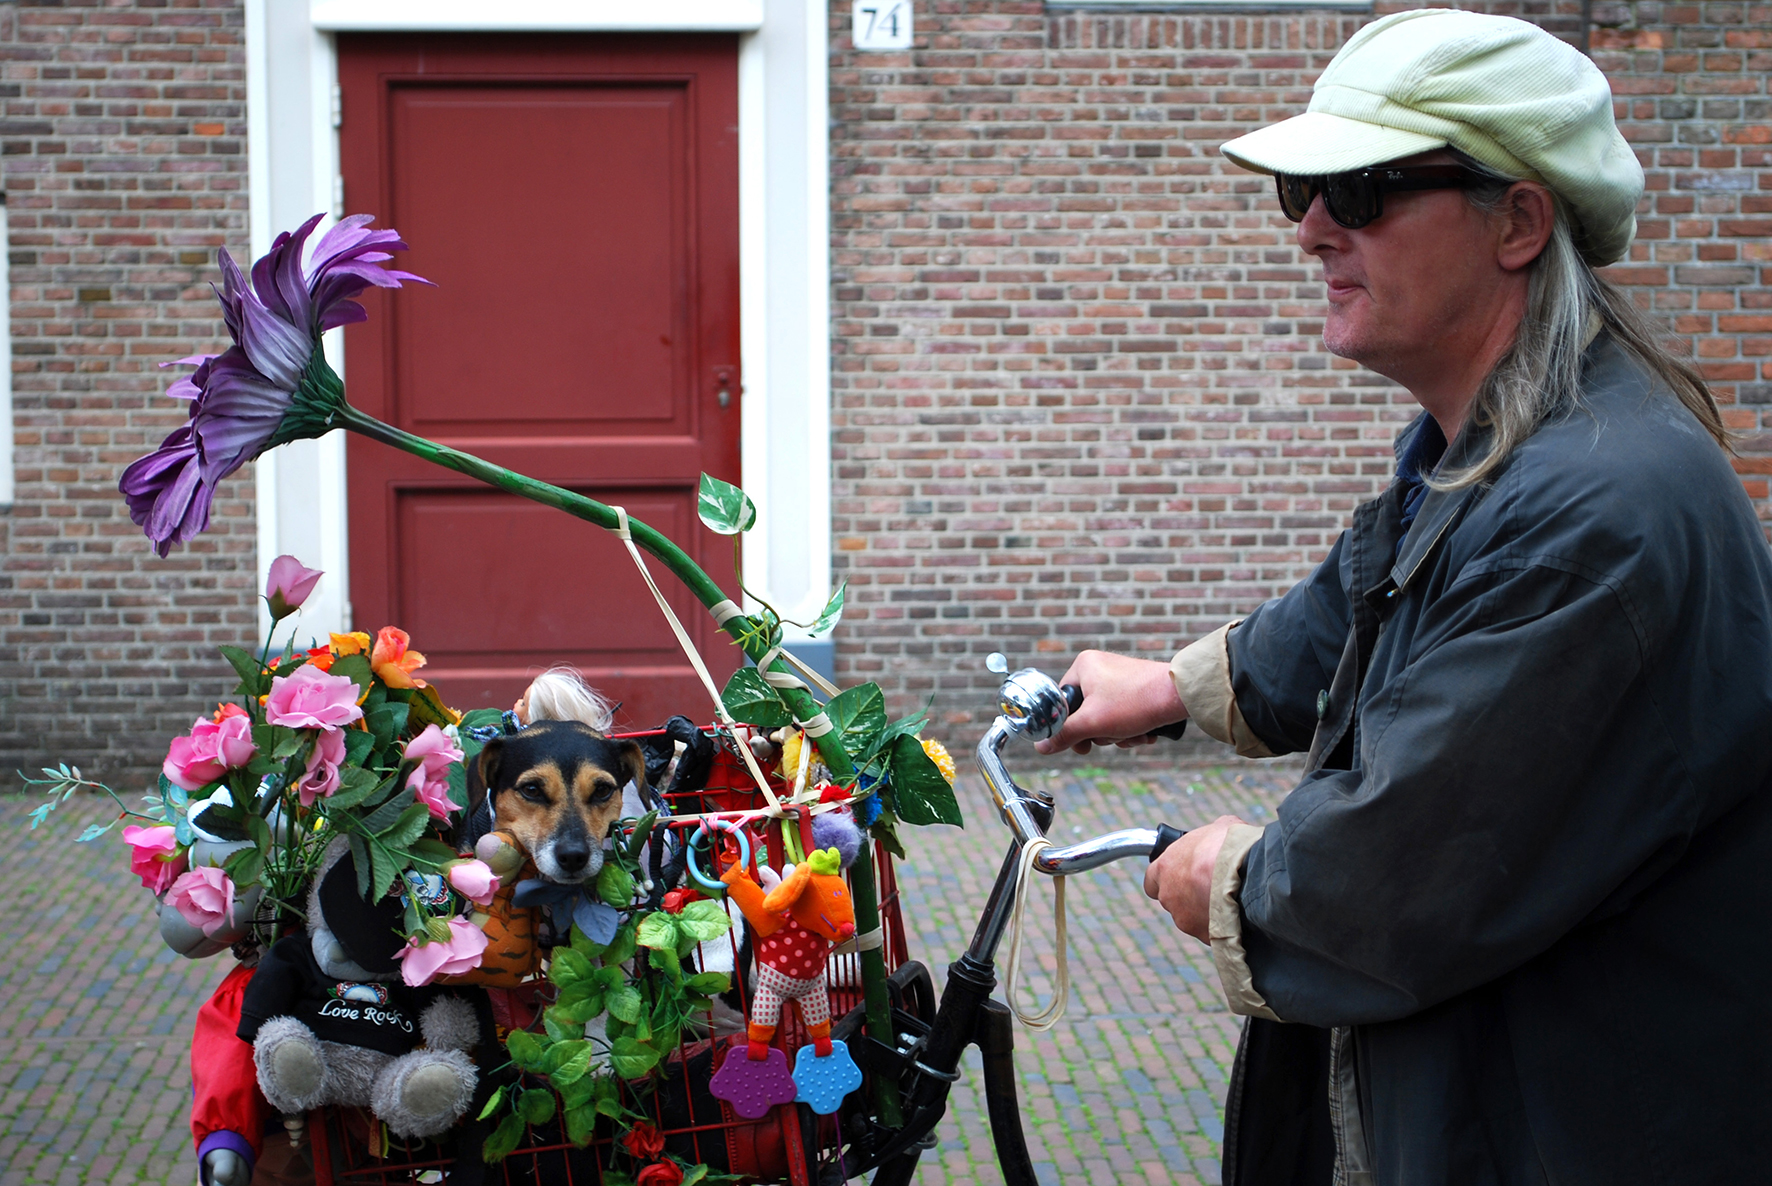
[1433,151,1729,490]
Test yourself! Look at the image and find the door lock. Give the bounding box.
[713,366,737,409]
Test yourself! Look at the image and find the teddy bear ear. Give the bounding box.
[318,848,407,975]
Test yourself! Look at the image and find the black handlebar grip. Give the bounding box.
[1059,683,1188,742]
[1150,823,1187,863]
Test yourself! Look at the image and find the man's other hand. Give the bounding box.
[1035,649,1188,755]
[1144,815,1242,942]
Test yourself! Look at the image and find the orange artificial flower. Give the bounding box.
[212,702,250,723]
[304,645,335,673]
[371,626,427,689]
[329,631,372,657]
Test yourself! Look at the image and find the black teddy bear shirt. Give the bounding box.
[237,935,432,1056]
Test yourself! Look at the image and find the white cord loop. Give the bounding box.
[1003,838,1069,1032]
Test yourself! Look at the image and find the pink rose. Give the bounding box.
[163,712,259,792]
[446,859,499,907]
[167,865,237,937]
[393,917,488,986]
[404,725,464,821]
[265,555,323,620]
[265,664,364,731]
[122,824,186,894]
[296,729,347,806]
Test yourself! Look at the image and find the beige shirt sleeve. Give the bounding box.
[1209,822,1282,1021]
[1171,621,1277,759]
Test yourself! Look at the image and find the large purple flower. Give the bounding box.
[120,214,429,556]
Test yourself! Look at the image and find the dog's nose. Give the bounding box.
[555,840,591,873]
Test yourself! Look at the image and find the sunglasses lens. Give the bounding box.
[1275,175,1316,222]
[1322,172,1380,228]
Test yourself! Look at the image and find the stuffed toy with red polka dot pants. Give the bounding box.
[721,848,856,1059]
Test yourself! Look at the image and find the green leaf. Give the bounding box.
[674,900,734,943]
[549,1045,594,1088]
[681,1166,709,1186]
[686,971,731,995]
[550,947,594,986]
[342,728,377,767]
[648,944,681,979]
[408,837,459,867]
[329,652,374,696]
[565,1102,599,1147]
[325,766,384,811]
[542,1010,581,1043]
[623,810,658,861]
[605,986,644,1025]
[348,832,372,897]
[609,1036,661,1079]
[871,811,908,861]
[516,1089,556,1125]
[475,1085,508,1122]
[504,1029,544,1073]
[809,580,846,637]
[378,803,431,852]
[358,785,416,834]
[482,1113,526,1164]
[594,1095,623,1120]
[595,862,634,908]
[603,920,638,965]
[550,988,606,1024]
[223,844,264,890]
[824,682,889,760]
[557,1075,596,1111]
[697,472,757,535]
[74,820,117,844]
[719,667,792,729]
[217,645,267,695]
[365,702,408,748]
[634,912,679,951]
[245,812,274,853]
[888,733,964,826]
[270,727,305,761]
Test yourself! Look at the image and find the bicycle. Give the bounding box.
[822,653,1188,1185]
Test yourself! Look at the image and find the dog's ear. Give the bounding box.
[473,738,504,811]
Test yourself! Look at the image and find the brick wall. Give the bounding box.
[0,0,252,785]
[827,0,1772,738]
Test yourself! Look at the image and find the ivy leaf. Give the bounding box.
[686,971,731,995]
[605,986,644,1025]
[550,947,594,987]
[565,1102,599,1147]
[516,1089,556,1125]
[697,472,757,535]
[634,912,679,951]
[674,901,733,943]
[609,1037,661,1079]
[809,580,846,637]
[504,1029,544,1073]
[719,667,791,729]
[482,1113,526,1164]
[595,862,634,908]
[887,734,963,826]
[476,1085,507,1122]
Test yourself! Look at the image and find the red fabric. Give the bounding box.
[191,963,272,1161]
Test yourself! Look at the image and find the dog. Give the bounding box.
[468,719,646,885]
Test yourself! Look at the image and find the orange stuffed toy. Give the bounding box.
[721,848,855,1059]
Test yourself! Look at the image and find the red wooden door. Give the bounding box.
[339,35,741,727]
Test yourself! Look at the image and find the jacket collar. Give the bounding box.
[1388,412,1491,593]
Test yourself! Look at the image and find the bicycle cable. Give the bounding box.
[1003,836,1070,1031]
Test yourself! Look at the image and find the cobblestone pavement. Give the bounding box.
[0,755,1299,1186]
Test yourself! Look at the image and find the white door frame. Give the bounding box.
[247,0,833,662]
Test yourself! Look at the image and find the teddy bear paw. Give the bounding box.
[373,1050,476,1139]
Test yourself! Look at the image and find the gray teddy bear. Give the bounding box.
[235,839,480,1139]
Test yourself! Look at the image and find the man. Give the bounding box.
[1041,10,1772,1185]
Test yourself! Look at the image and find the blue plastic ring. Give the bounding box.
[685,818,752,894]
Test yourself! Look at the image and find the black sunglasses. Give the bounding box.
[1274,164,1490,229]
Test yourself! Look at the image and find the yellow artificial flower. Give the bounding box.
[922,738,956,784]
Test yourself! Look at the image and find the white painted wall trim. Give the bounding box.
[311,0,764,33]
[0,200,14,510]
[250,0,833,647]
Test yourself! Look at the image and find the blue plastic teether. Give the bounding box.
[792,1038,862,1115]
[685,818,752,894]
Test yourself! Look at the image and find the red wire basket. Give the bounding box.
[308,727,913,1186]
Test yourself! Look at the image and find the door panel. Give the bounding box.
[339,35,741,725]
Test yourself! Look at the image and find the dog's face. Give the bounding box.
[476,720,645,885]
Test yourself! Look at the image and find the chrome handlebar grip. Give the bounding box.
[1031,828,1162,875]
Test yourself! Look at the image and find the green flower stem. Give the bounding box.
[337,404,902,1118]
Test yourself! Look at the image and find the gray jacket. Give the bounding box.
[1178,334,1772,1184]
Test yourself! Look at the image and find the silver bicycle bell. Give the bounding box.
[987,652,1072,741]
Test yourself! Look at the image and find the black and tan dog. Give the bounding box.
[468,719,646,884]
